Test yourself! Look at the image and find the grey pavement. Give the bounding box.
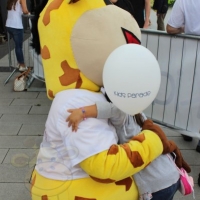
[0,8,200,200]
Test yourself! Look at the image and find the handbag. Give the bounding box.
[14,67,32,92]
[179,167,194,196]
[167,154,195,198]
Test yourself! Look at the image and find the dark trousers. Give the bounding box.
[157,13,166,31]
[6,27,24,64]
[152,179,180,200]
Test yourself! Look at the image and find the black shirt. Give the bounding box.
[115,0,145,28]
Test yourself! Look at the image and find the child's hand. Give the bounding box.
[66,109,83,132]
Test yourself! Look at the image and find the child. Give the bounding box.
[66,100,183,200]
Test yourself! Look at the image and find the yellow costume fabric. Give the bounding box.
[32,131,162,200]
[31,0,163,200]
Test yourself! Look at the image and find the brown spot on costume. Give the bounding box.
[59,60,82,87]
[41,45,50,59]
[131,134,145,143]
[42,195,48,200]
[107,144,119,155]
[43,0,64,26]
[48,90,54,99]
[115,177,132,191]
[90,176,115,183]
[120,143,144,168]
[75,197,96,200]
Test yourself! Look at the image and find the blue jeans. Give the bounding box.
[6,27,24,64]
[151,179,180,200]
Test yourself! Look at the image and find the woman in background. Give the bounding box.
[6,0,29,71]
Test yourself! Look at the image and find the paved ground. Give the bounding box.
[0,8,200,200]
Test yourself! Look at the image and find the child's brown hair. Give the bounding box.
[105,92,145,127]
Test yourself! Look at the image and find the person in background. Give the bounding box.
[166,0,200,152]
[167,0,200,35]
[153,0,168,31]
[6,0,29,72]
[111,0,151,29]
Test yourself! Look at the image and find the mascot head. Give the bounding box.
[35,0,141,99]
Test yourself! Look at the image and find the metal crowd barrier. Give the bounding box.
[4,24,200,139]
[141,29,200,139]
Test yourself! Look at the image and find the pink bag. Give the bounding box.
[167,154,195,198]
[178,167,194,196]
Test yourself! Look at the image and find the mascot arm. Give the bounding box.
[80,130,163,182]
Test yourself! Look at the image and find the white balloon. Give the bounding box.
[103,44,161,115]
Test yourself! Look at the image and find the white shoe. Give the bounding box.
[19,65,28,72]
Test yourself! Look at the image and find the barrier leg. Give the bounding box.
[4,68,17,85]
[3,32,17,85]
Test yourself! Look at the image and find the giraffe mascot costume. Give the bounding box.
[30,0,185,200]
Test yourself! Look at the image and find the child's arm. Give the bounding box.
[67,101,125,132]
[67,105,97,132]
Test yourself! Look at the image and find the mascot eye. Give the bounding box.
[121,27,141,45]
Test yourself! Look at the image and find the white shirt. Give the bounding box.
[167,0,200,35]
[6,0,23,29]
[35,89,118,181]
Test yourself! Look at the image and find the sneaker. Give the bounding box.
[19,65,28,72]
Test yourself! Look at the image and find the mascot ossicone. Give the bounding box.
[31,0,165,199]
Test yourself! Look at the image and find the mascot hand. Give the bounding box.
[142,120,176,154]
[173,144,191,173]
[142,120,191,173]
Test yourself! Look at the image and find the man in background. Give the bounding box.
[167,0,200,35]
[111,0,151,29]
[153,0,168,31]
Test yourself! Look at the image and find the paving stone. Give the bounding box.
[0,183,31,200]
[19,124,44,136]
[3,149,38,168]
[0,114,47,125]
[37,92,50,99]
[187,166,200,184]
[29,79,45,88]
[0,136,42,148]
[29,105,50,115]
[11,98,51,106]
[168,136,199,150]
[0,91,39,99]
[162,126,182,137]
[0,122,21,135]
[0,149,9,163]
[0,99,13,105]
[180,150,200,165]
[0,105,31,114]
[0,163,33,183]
